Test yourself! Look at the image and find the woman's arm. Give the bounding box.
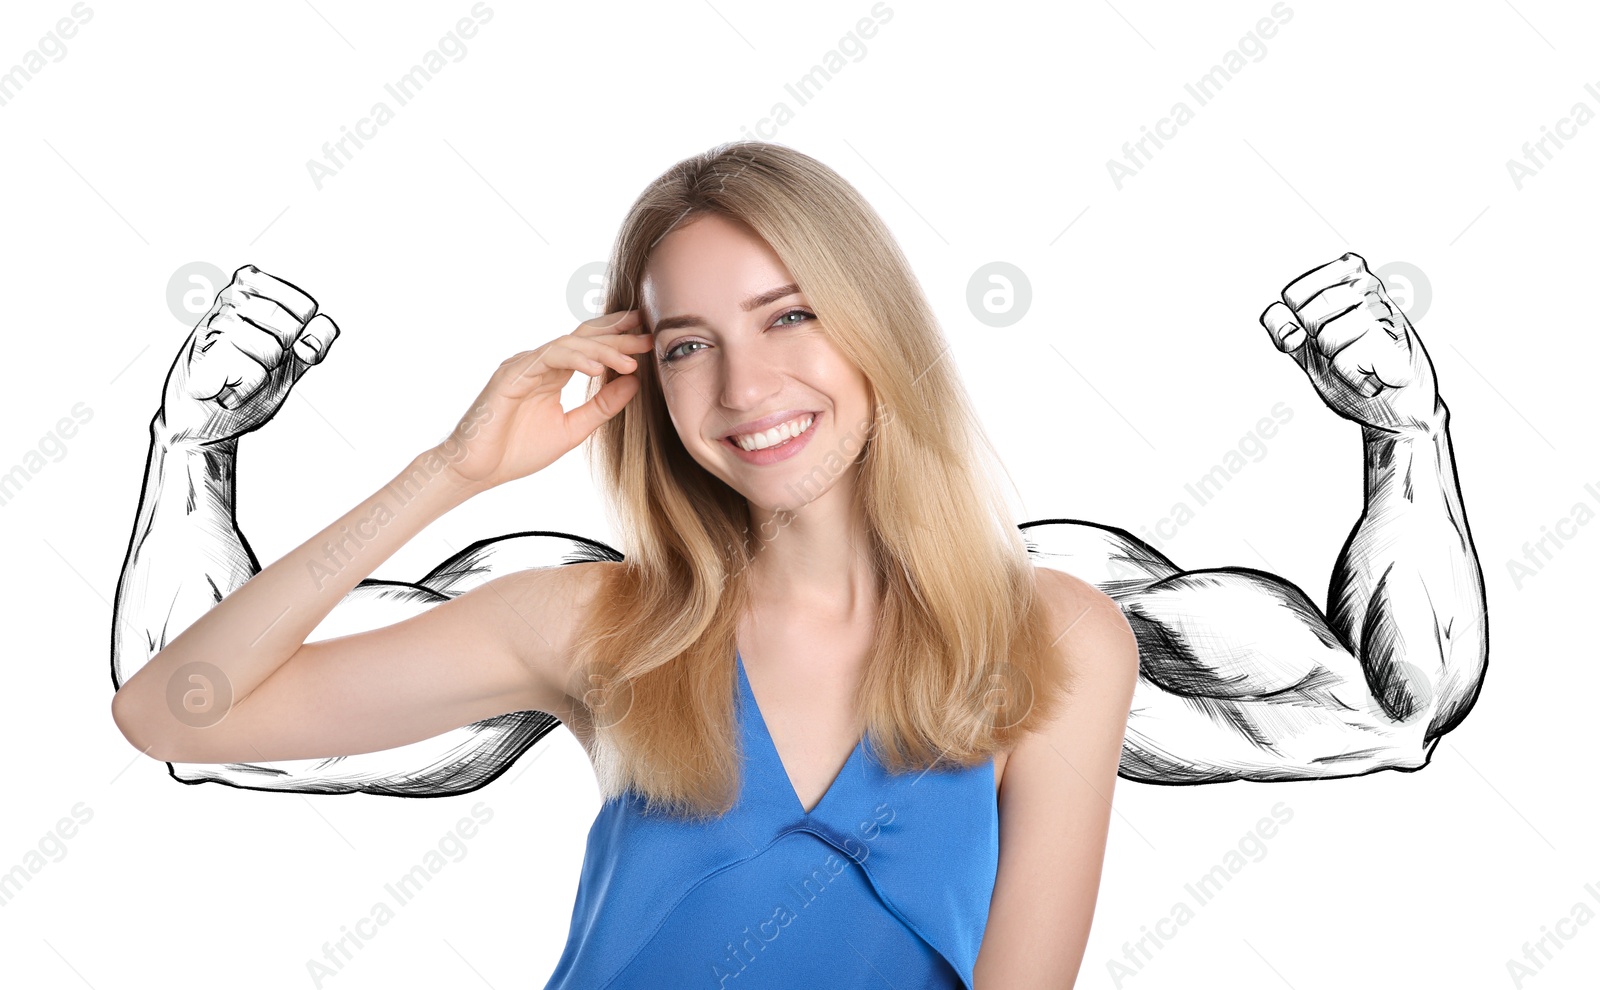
[109,446,582,764]
[975,567,1139,987]
[116,418,600,792]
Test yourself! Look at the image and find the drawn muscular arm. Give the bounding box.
[111,265,612,796]
[1025,253,1487,783]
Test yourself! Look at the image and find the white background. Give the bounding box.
[1,0,1596,986]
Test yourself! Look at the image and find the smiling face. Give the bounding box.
[640,213,873,515]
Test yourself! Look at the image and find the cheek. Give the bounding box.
[820,361,871,411]
[659,385,682,430]
[658,380,697,442]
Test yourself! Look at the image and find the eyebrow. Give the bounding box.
[650,283,802,334]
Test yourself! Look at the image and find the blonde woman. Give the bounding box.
[112,141,1139,987]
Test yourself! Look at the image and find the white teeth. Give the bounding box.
[732,414,813,451]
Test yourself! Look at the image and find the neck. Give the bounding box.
[743,475,878,616]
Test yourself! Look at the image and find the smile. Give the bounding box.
[721,412,819,465]
[729,413,815,451]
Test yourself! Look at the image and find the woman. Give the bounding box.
[112,141,1138,987]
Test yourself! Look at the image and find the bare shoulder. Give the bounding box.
[1025,566,1139,741]
[475,559,622,708]
[1035,567,1137,676]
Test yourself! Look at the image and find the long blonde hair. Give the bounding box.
[571,140,1071,821]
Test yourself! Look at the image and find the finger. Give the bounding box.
[597,332,657,363]
[1292,278,1392,340]
[494,335,643,403]
[199,310,285,370]
[1281,252,1369,311]
[221,290,305,348]
[1325,324,1405,398]
[232,264,317,324]
[496,345,592,402]
[604,331,657,351]
[1367,278,1411,330]
[562,372,640,443]
[189,334,271,409]
[1260,301,1307,355]
[1312,298,1396,359]
[495,350,555,400]
[573,308,645,337]
[589,335,649,369]
[293,313,340,365]
[555,335,643,377]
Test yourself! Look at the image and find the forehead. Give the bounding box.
[641,215,795,317]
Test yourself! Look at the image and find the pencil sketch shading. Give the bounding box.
[110,255,1487,795]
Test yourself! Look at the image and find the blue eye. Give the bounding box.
[661,339,705,363]
[659,309,815,363]
[772,308,815,327]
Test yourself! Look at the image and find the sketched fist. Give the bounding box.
[155,265,339,445]
[1260,253,1441,431]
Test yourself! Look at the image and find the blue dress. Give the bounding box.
[542,651,1001,989]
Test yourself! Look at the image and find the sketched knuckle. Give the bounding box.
[203,309,239,336]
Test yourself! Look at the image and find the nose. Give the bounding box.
[717,343,784,417]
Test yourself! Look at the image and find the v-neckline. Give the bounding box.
[736,651,867,818]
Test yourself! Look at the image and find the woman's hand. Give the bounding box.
[431,309,653,495]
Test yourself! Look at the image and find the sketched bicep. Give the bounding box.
[1121,568,1353,699]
